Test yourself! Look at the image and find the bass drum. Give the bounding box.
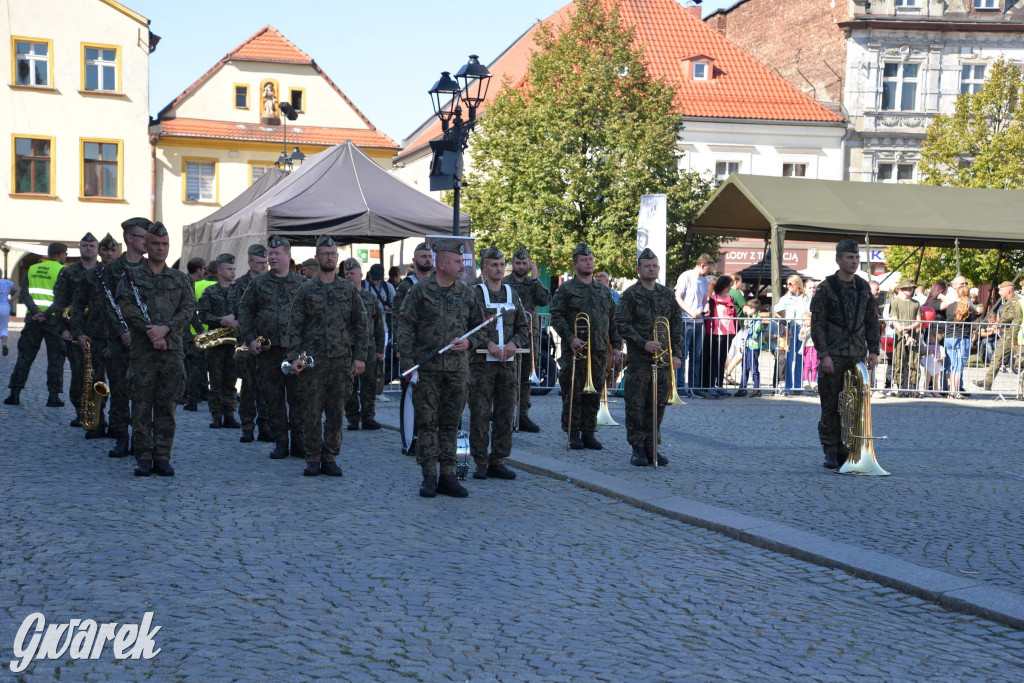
[400,382,417,456]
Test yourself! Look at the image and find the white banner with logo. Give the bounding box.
[637,194,667,285]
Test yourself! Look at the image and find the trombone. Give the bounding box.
[651,316,674,468]
[566,311,598,450]
[525,311,541,385]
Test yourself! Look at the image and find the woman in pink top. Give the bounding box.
[704,275,737,397]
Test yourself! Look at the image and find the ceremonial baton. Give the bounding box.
[401,315,496,378]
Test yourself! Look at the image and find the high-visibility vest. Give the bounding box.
[191,279,215,335]
[27,259,63,311]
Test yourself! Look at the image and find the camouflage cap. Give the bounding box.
[301,258,316,268]
[573,243,593,258]
[637,247,657,262]
[480,246,504,261]
[267,235,290,249]
[512,246,531,261]
[247,244,268,258]
[147,222,168,237]
[999,280,1015,289]
[897,277,916,290]
[341,257,361,272]
[121,217,152,231]
[315,234,336,248]
[81,232,98,243]
[413,241,430,253]
[835,238,859,254]
[98,233,118,249]
[433,238,465,255]
[216,253,236,266]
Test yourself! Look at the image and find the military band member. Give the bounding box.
[228,244,270,443]
[115,222,194,477]
[52,233,100,427]
[283,235,367,477]
[393,242,433,322]
[103,218,149,458]
[810,238,881,470]
[238,235,308,460]
[396,238,488,498]
[342,259,385,431]
[183,257,210,411]
[549,243,623,450]
[197,253,240,430]
[469,246,529,481]
[503,246,551,433]
[70,233,122,439]
[616,248,682,467]
[299,258,317,280]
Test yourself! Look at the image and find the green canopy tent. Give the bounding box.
[689,174,1024,303]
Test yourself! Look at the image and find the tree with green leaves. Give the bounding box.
[888,57,1024,287]
[461,0,716,280]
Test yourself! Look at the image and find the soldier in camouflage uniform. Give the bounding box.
[615,249,682,467]
[197,253,240,429]
[182,258,209,411]
[503,246,551,433]
[393,242,433,323]
[976,281,1022,391]
[238,235,308,460]
[103,218,150,458]
[809,238,881,470]
[469,246,529,481]
[396,238,488,498]
[283,235,368,477]
[70,233,122,439]
[115,222,194,477]
[549,243,623,450]
[52,233,100,428]
[342,259,385,431]
[227,244,270,443]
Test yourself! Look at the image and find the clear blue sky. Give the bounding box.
[130,0,736,145]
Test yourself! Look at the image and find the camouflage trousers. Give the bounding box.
[297,356,351,463]
[236,354,268,433]
[468,361,518,465]
[104,336,132,435]
[558,349,607,434]
[256,348,303,449]
[412,369,468,477]
[623,361,670,448]
[892,341,919,391]
[984,336,1018,386]
[7,318,65,393]
[817,354,860,453]
[68,342,84,414]
[128,350,184,463]
[518,339,536,418]
[205,344,237,418]
[183,340,207,403]
[344,354,377,422]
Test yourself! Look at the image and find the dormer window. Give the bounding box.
[693,61,709,80]
[683,54,715,81]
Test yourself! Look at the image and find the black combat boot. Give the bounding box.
[209,415,222,428]
[518,415,541,433]
[630,445,648,467]
[320,462,343,477]
[581,432,603,450]
[419,475,438,498]
[346,419,360,431]
[302,461,320,476]
[152,461,175,477]
[46,393,65,407]
[240,429,254,443]
[486,463,516,480]
[256,428,275,442]
[472,463,488,480]
[183,401,198,411]
[823,449,839,470]
[70,414,82,427]
[361,418,382,430]
[222,414,241,429]
[436,473,469,498]
[269,441,289,459]
[85,424,107,440]
[568,432,584,450]
[646,445,668,467]
[108,432,130,458]
[134,459,152,477]
[3,389,21,405]
[290,434,306,459]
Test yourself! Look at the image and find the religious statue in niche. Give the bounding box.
[260,82,281,125]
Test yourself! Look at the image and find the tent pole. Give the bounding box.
[864,232,872,280]
[914,242,926,283]
[879,244,922,287]
[770,225,784,312]
[755,233,769,298]
[955,238,961,277]
[988,246,1005,312]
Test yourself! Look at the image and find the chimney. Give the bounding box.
[688,5,702,20]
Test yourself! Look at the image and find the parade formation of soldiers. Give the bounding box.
[4,219,694,494]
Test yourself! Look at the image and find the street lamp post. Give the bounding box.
[428,55,492,236]
[275,102,306,172]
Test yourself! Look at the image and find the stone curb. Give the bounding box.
[503,447,1024,631]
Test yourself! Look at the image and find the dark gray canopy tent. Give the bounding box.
[181,140,469,265]
[690,174,1024,302]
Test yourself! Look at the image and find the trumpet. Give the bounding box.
[525,311,541,385]
[195,327,236,350]
[281,351,315,375]
[235,336,271,358]
[566,311,598,450]
[650,317,675,467]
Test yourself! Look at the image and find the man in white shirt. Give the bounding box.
[674,253,715,399]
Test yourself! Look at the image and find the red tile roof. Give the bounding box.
[397,0,843,160]
[159,118,397,149]
[228,26,313,64]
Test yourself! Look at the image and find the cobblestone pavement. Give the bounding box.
[2,340,1024,680]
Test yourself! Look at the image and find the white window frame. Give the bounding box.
[894,0,918,6]
[876,162,915,184]
[13,39,50,87]
[693,61,709,81]
[881,62,920,111]
[960,64,986,95]
[715,161,740,182]
[782,163,807,178]
[974,0,999,9]
[184,159,217,203]
[83,45,118,92]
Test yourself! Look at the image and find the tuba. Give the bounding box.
[650,317,676,467]
[80,342,109,432]
[838,362,889,475]
[195,327,236,350]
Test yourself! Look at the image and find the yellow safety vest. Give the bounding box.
[27,259,63,312]
[191,279,215,335]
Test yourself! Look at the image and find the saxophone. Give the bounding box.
[195,327,237,349]
[80,342,110,432]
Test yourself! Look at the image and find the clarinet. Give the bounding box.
[96,266,128,331]
[123,265,152,325]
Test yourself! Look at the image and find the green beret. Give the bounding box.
[121,217,152,231]
[637,247,657,261]
[267,235,290,249]
[147,222,168,237]
[341,258,361,272]
[836,238,860,254]
[81,232,98,243]
[433,238,465,255]
[99,233,118,249]
[247,244,268,258]
[414,242,430,253]
[572,243,593,258]
[512,246,530,261]
[216,253,235,266]
[315,235,336,248]
[480,246,503,261]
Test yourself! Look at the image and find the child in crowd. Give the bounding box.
[735,299,763,397]
[723,327,747,386]
[800,311,818,390]
[920,325,945,397]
